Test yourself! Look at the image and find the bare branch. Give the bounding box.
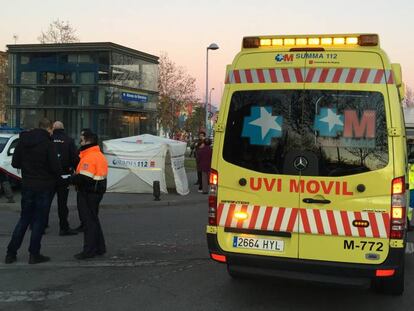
[37,19,79,43]
[158,52,199,137]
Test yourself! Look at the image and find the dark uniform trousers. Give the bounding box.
[77,191,106,255]
[47,182,70,231]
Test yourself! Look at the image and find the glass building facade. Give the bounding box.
[7,43,158,141]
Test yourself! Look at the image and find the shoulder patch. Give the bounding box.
[83,163,89,170]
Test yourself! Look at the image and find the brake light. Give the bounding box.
[208,169,218,226]
[390,177,406,239]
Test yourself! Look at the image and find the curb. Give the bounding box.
[0,197,207,212]
[98,197,207,209]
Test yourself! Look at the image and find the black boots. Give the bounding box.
[29,254,50,264]
[4,254,16,264]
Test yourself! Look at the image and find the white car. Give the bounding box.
[0,133,21,183]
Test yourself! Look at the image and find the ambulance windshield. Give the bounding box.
[223,90,388,177]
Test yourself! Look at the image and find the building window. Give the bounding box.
[20,56,30,65]
[80,72,95,84]
[20,72,37,84]
[79,54,93,63]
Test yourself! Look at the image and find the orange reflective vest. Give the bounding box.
[76,145,108,181]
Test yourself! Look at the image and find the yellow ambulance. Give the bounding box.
[206,34,408,295]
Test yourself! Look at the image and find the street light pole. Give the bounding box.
[208,87,215,132]
[205,43,219,137]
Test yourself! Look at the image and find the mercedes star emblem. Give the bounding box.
[293,156,308,171]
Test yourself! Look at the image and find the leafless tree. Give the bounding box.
[38,19,79,44]
[405,86,414,107]
[158,52,198,137]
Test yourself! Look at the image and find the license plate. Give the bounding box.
[233,236,284,252]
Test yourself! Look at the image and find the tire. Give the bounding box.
[373,259,405,296]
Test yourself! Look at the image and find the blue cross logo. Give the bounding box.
[314,108,344,137]
[241,106,283,145]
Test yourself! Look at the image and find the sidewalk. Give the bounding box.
[0,170,207,212]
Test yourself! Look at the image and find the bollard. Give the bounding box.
[153,180,161,201]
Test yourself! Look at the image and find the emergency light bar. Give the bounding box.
[243,34,378,48]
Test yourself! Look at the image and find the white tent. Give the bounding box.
[103,134,189,195]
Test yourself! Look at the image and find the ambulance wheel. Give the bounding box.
[372,260,405,296]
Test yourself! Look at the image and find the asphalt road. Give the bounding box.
[0,199,414,311]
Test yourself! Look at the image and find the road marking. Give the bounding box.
[0,290,71,302]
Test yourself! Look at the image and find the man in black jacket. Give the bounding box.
[5,118,61,264]
[46,121,79,236]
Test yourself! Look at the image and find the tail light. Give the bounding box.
[208,169,218,226]
[376,269,395,277]
[390,177,406,239]
[210,253,226,263]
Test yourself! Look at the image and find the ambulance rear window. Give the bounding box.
[223,90,388,176]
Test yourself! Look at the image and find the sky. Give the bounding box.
[1,0,414,106]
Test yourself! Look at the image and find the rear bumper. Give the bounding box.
[207,233,405,286]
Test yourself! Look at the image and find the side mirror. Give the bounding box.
[8,148,15,156]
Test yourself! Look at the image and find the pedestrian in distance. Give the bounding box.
[46,121,79,236]
[194,131,206,190]
[5,118,61,264]
[196,138,212,194]
[189,140,196,158]
[70,130,108,260]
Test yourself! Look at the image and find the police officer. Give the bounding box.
[71,130,108,260]
[47,121,79,236]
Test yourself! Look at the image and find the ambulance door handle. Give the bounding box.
[302,198,331,204]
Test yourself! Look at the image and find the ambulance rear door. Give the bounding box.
[297,50,392,264]
[216,50,307,259]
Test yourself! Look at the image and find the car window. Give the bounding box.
[7,138,19,156]
[0,137,10,153]
[223,90,302,174]
[223,90,388,176]
[304,90,388,176]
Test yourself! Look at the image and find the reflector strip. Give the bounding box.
[211,253,227,263]
[248,205,260,230]
[225,68,394,84]
[274,207,286,231]
[217,203,389,238]
[376,269,395,277]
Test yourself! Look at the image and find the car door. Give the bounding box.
[216,52,307,259]
[297,51,392,264]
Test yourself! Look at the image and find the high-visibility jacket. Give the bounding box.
[409,164,414,220]
[74,144,108,193]
[409,163,414,190]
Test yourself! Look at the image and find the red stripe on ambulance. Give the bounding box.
[217,203,390,238]
[226,68,395,85]
[248,205,260,229]
[274,207,286,231]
